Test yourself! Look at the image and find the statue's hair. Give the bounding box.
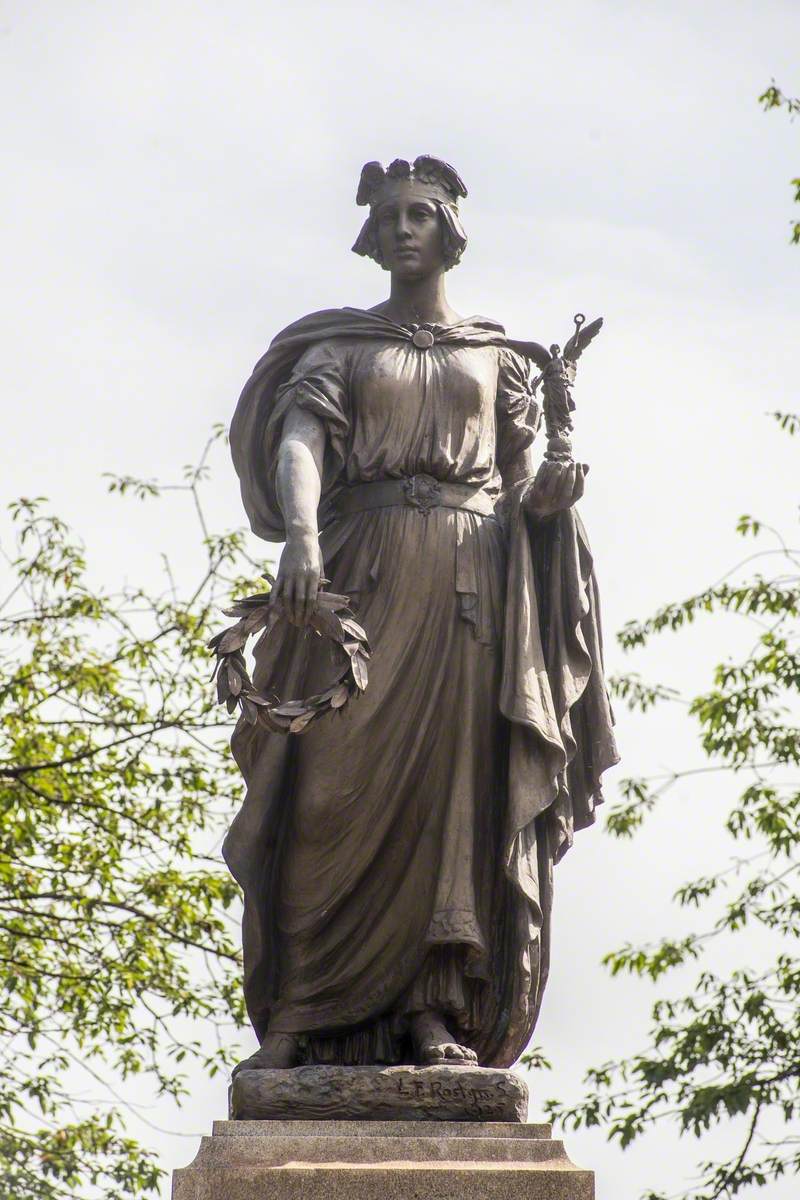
[351,155,468,271]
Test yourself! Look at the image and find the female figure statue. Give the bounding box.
[226,156,617,1073]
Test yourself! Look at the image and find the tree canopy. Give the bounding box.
[547,84,799,1200]
[549,430,800,1195]
[0,430,253,1199]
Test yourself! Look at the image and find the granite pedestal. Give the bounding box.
[172,1067,594,1200]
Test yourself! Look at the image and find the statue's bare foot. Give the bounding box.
[410,1010,478,1067]
[232,1031,300,1076]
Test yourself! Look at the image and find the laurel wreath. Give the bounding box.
[209,574,370,734]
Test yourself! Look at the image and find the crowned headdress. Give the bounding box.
[351,155,469,269]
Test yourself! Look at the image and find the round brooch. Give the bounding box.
[210,576,370,734]
[411,327,435,349]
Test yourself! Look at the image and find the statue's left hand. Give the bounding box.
[523,460,587,520]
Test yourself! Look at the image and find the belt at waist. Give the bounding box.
[336,473,496,518]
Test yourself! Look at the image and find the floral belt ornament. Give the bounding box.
[209,574,371,734]
[403,472,441,514]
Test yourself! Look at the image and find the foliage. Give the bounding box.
[0,429,255,1199]
[546,87,799,1196]
[759,80,800,244]
[519,1045,553,1073]
[546,412,800,1197]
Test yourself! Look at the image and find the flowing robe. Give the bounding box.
[226,308,618,1067]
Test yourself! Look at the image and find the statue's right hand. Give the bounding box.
[272,532,324,626]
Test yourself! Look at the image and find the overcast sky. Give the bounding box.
[2,2,799,1197]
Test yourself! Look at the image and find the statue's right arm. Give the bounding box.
[271,407,326,626]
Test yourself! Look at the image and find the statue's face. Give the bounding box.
[374,189,445,279]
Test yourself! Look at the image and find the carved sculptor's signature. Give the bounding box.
[395,1075,510,1112]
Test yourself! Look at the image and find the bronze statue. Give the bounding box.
[225,156,618,1074]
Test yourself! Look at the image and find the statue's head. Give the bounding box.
[352,156,468,279]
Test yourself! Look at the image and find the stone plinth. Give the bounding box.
[230,1064,529,1122]
[172,1118,594,1199]
[172,1067,593,1198]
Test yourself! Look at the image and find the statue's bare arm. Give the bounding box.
[272,407,326,625]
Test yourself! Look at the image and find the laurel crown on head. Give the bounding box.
[356,156,468,209]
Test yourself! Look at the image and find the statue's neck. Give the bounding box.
[375,271,462,327]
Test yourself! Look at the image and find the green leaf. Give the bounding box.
[0,433,264,1198]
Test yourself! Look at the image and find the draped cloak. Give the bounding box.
[225,307,619,1067]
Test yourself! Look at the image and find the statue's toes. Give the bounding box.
[232,1032,299,1075]
[443,1042,474,1064]
[421,1043,447,1065]
[231,1052,267,1078]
